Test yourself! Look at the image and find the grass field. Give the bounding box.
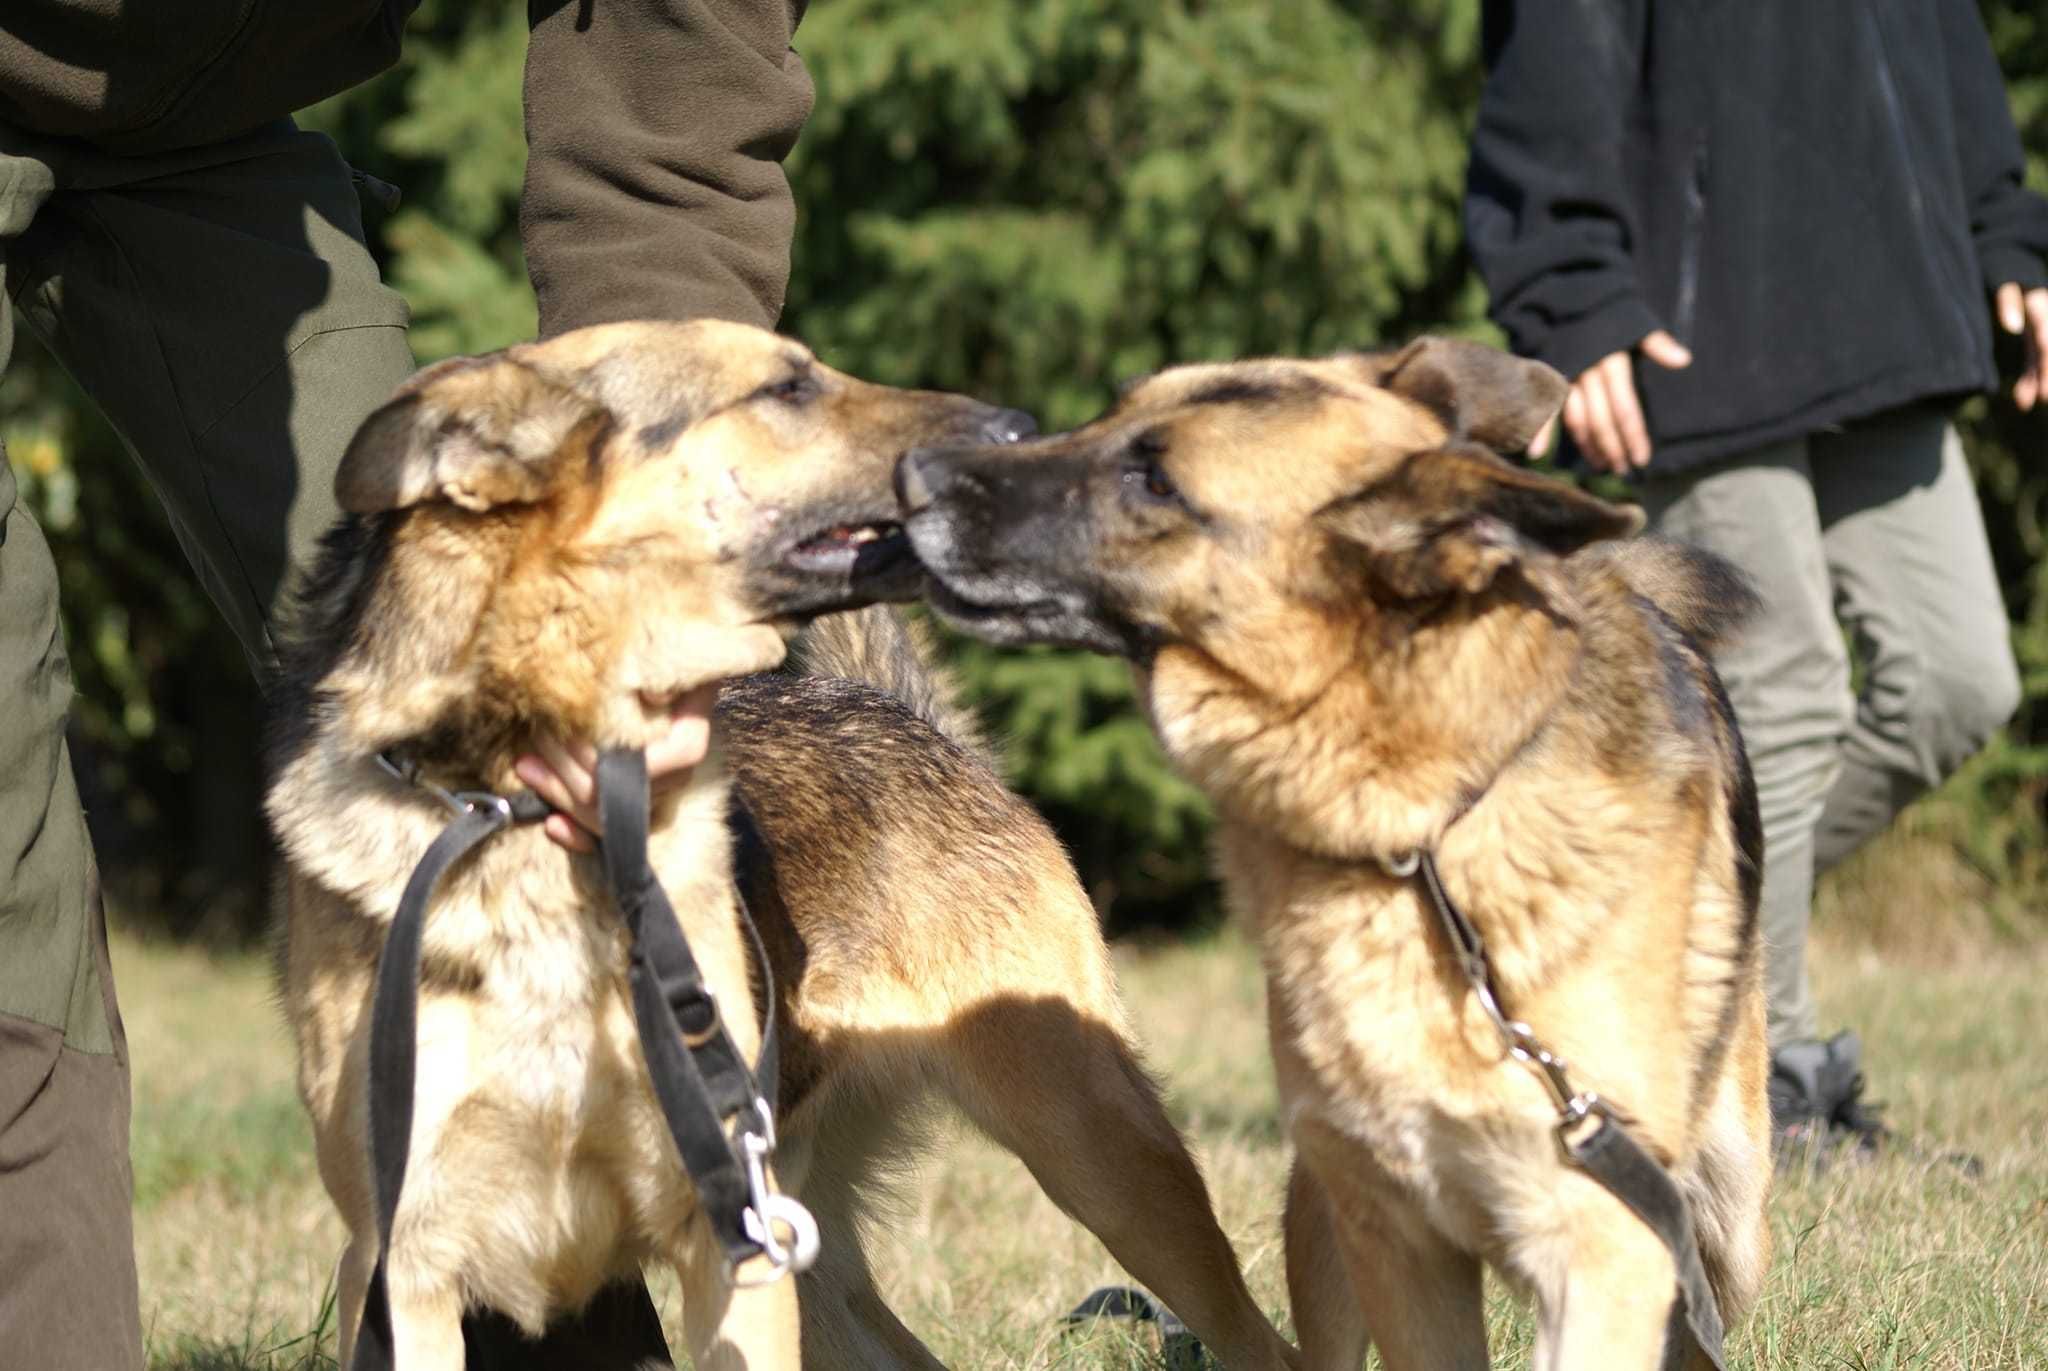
[124,880,2048,1370]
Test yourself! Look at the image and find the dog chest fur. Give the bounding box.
[274,747,752,1334]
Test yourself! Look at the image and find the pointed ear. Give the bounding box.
[335,352,608,514]
[1319,446,1645,599]
[1350,337,1567,454]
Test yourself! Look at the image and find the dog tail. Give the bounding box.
[1587,536,1761,651]
[791,607,996,764]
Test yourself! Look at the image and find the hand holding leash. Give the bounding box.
[517,682,721,852]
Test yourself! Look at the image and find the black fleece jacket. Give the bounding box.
[1464,1,2048,474]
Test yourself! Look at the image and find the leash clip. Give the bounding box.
[450,791,514,824]
[375,751,512,823]
[1504,1021,1614,1149]
[1504,1020,1581,1115]
[734,1123,819,1286]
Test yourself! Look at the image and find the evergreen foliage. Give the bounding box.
[5,1,2043,932]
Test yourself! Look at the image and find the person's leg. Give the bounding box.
[1810,407,2020,869]
[0,142,145,1371]
[9,121,412,666]
[1641,442,1852,1055]
[11,122,670,1364]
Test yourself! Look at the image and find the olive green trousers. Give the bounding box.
[0,118,690,1370]
[0,116,414,1371]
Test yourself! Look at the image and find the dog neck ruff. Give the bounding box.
[1381,847,1731,1371]
[349,748,817,1371]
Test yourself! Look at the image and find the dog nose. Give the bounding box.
[980,408,1037,444]
[896,449,940,513]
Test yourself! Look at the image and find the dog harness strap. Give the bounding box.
[1409,851,1729,1371]
[354,784,546,1371]
[594,748,776,1268]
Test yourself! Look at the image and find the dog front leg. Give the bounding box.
[1523,1179,1678,1371]
[675,1228,803,1371]
[793,1148,949,1370]
[386,1280,467,1371]
[1282,1158,1371,1371]
[1300,1155,1487,1371]
[936,1003,1301,1371]
[334,1235,374,1368]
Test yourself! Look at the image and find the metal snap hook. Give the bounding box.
[733,1127,819,1286]
[452,791,515,825]
[737,1193,821,1287]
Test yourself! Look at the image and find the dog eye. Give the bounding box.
[1123,456,1181,504]
[756,373,820,406]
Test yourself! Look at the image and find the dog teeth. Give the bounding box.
[848,526,879,545]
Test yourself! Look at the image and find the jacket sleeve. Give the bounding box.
[1940,2,2048,295]
[1463,0,1660,379]
[520,0,814,336]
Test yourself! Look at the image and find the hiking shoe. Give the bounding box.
[1770,1033,1985,1177]
[1061,1287,1209,1369]
[1769,1031,1887,1166]
[1826,1065,1890,1153]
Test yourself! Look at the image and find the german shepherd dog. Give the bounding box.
[896,338,1773,1370]
[266,320,1299,1370]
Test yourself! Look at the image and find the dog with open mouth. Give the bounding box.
[268,319,1301,1370]
[897,337,1773,1371]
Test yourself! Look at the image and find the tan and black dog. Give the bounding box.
[266,320,1299,1370]
[898,338,1773,1370]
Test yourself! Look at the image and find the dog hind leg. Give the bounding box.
[937,999,1301,1371]
[1283,1159,1372,1371]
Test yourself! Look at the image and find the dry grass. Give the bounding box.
[122,880,2048,1370]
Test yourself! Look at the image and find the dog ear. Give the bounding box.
[1351,337,1566,455]
[334,352,607,514]
[1320,445,1644,600]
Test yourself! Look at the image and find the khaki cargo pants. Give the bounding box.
[1641,407,2021,1053]
[0,121,669,1369]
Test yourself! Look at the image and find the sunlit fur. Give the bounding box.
[905,336,1773,1371]
[268,321,1299,1371]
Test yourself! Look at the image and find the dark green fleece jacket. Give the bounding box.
[0,0,812,331]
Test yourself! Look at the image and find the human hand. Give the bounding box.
[1997,282,2048,412]
[514,682,720,853]
[1529,330,1693,473]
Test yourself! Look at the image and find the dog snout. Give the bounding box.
[896,448,945,513]
[899,446,988,513]
[980,408,1038,444]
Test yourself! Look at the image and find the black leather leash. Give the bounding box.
[1394,849,1729,1371]
[591,747,814,1273]
[348,749,815,1371]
